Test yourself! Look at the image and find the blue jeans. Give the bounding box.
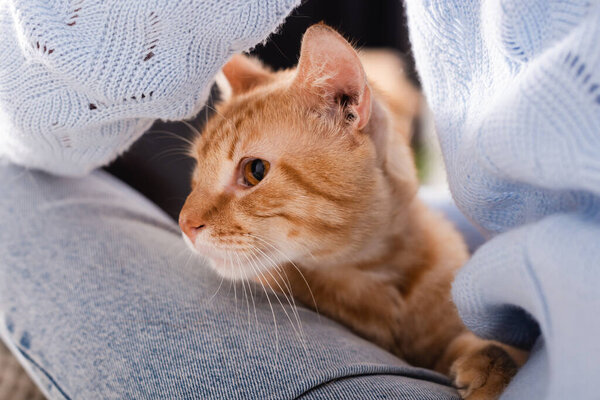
[0,163,461,399]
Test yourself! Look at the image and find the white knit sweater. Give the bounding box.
[0,0,299,176]
[405,1,600,398]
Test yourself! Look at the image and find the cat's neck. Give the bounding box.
[299,196,445,275]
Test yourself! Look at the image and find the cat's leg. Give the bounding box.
[439,331,527,400]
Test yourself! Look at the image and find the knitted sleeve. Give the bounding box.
[406,1,600,398]
[0,0,299,176]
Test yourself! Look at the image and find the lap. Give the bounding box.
[0,163,458,399]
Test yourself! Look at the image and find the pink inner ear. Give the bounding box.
[222,54,270,95]
[295,25,372,129]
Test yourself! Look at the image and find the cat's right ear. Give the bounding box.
[293,24,372,130]
[219,54,271,101]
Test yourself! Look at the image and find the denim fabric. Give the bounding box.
[0,163,459,399]
[298,375,458,399]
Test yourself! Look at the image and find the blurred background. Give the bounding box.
[105,0,446,221]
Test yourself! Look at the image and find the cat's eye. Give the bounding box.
[242,158,270,187]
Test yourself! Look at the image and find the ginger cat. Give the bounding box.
[179,24,526,399]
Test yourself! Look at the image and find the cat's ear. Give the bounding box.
[220,54,271,99]
[294,24,371,130]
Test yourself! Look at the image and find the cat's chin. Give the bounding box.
[205,257,249,281]
[181,233,255,281]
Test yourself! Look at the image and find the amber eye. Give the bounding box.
[243,158,270,187]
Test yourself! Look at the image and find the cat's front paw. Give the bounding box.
[450,344,518,400]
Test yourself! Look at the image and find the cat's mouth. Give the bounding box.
[182,233,275,280]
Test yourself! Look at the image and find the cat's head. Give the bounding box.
[179,24,419,280]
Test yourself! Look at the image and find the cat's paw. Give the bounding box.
[450,344,518,400]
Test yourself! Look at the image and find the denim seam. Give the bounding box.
[293,370,455,399]
[17,346,72,400]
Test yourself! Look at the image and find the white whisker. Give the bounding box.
[206,274,225,305]
[180,119,202,138]
[236,251,252,332]
[249,245,305,340]
[245,249,280,356]
[181,249,195,272]
[239,251,259,327]
[205,104,242,140]
[246,233,319,317]
[247,247,313,363]
[247,247,304,344]
[145,129,196,148]
[227,250,238,314]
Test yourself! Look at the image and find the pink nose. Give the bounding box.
[178,212,206,242]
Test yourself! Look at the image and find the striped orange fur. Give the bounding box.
[179,24,527,399]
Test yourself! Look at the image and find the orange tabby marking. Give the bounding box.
[179,24,527,399]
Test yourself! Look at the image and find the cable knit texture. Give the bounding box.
[0,0,299,176]
[406,1,600,399]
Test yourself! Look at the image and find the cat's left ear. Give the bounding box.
[219,54,272,100]
[294,24,371,130]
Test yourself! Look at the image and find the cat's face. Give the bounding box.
[179,25,417,280]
